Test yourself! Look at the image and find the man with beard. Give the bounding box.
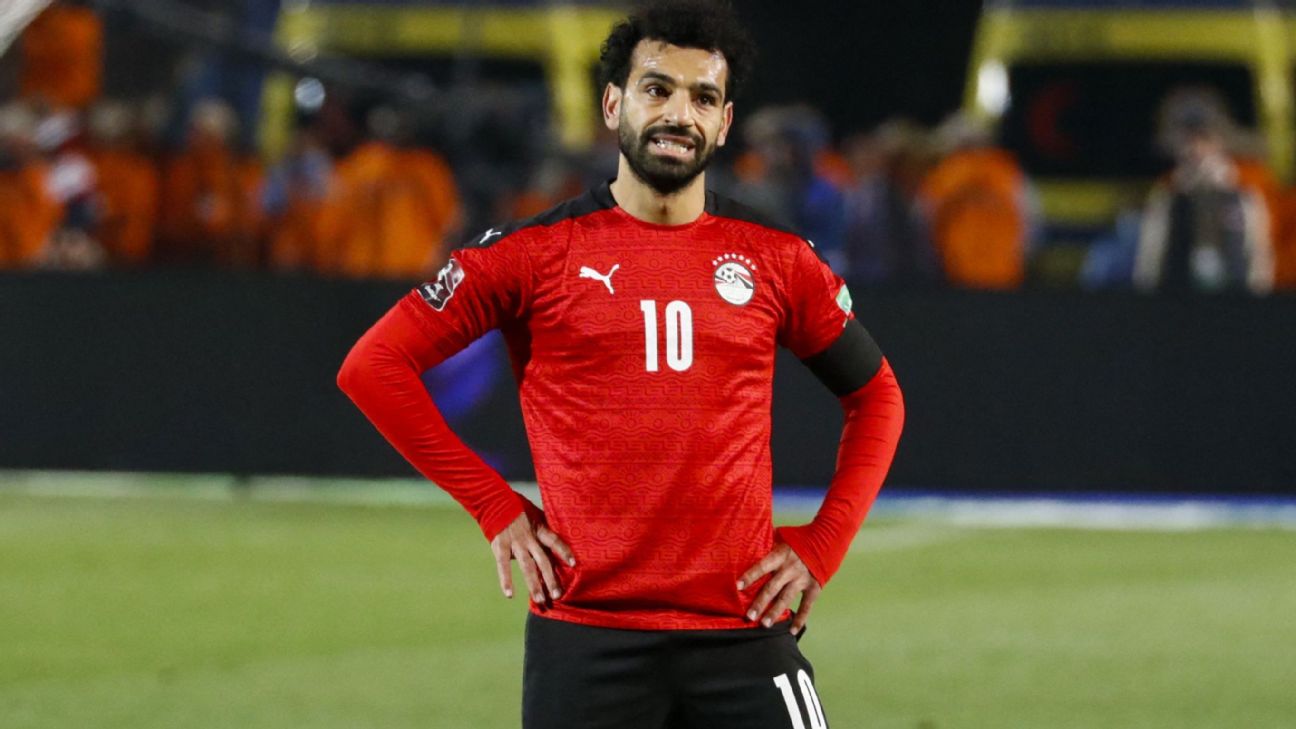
[337,1,904,727]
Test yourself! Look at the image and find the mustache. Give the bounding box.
[641,125,703,147]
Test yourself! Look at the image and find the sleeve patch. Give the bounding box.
[835,284,853,316]
[417,257,466,311]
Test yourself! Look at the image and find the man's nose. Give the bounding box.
[661,89,694,126]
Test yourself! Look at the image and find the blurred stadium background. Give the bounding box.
[2,0,1295,727]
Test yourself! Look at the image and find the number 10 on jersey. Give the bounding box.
[640,300,693,372]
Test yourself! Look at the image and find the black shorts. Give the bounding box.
[522,614,829,729]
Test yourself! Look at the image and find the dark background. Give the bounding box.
[4,272,1293,495]
[741,1,983,132]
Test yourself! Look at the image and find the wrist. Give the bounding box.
[774,525,829,585]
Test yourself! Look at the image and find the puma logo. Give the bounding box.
[579,264,620,295]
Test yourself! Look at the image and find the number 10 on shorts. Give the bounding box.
[774,670,826,729]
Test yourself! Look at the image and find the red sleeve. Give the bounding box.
[777,239,855,358]
[775,358,904,585]
[404,233,534,359]
[336,233,541,540]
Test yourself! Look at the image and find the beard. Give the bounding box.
[618,120,716,196]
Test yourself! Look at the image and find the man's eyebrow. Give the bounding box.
[694,80,723,96]
[638,71,723,97]
[638,71,678,87]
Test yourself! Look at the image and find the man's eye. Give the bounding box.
[698,95,718,107]
[646,85,667,97]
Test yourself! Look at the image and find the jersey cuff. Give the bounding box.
[774,525,830,585]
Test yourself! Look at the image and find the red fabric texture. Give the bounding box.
[338,186,901,629]
[775,359,904,585]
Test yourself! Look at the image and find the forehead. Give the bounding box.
[628,40,729,90]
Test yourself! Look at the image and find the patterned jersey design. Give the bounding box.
[407,183,853,630]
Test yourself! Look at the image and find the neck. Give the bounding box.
[609,156,707,225]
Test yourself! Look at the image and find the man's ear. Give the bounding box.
[717,101,735,147]
[602,83,623,131]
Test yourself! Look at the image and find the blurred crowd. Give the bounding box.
[2,1,1293,294]
[713,88,1296,294]
[2,1,466,278]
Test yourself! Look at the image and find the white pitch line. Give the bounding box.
[0,470,540,510]
[875,496,1296,532]
[3,472,1294,531]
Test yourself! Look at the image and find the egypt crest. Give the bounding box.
[712,253,757,306]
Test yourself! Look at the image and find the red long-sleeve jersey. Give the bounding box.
[339,182,903,630]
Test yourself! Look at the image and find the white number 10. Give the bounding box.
[640,300,693,372]
[773,670,826,729]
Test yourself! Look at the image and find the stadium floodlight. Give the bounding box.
[0,0,51,55]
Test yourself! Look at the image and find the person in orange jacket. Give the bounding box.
[1230,132,1295,291]
[314,106,461,279]
[156,98,262,267]
[18,1,103,111]
[0,102,62,267]
[263,127,334,273]
[1268,189,1296,290]
[919,112,1033,290]
[85,100,159,266]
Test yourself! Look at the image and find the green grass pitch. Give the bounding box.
[2,481,1294,728]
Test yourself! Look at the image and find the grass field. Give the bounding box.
[2,477,1295,728]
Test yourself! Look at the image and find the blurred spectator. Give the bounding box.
[733,106,847,271]
[32,107,104,270]
[919,112,1031,290]
[86,100,159,266]
[314,105,461,279]
[18,1,103,111]
[1230,131,1296,291]
[0,102,61,267]
[841,120,940,285]
[1135,90,1272,294]
[1271,190,1296,290]
[157,98,262,267]
[263,127,333,273]
[1081,201,1142,290]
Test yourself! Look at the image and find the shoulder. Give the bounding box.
[705,189,800,238]
[456,185,617,252]
[705,189,828,263]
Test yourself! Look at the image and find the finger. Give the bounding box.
[528,541,563,601]
[738,549,787,591]
[512,542,546,604]
[493,542,514,599]
[745,570,791,622]
[761,581,803,628]
[790,585,821,636]
[535,525,576,567]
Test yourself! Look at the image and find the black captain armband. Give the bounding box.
[801,320,884,397]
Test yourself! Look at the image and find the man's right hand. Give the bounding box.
[490,511,576,605]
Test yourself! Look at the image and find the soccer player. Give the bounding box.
[337,1,904,726]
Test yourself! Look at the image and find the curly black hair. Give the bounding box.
[598,0,757,102]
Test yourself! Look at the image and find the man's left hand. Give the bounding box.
[738,542,822,636]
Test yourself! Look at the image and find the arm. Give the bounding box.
[338,242,574,605]
[776,348,904,583]
[337,296,532,540]
[740,320,904,633]
[742,240,904,633]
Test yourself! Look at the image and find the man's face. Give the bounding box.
[604,40,735,195]
[1179,130,1224,167]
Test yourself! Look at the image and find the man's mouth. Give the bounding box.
[648,133,697,157]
